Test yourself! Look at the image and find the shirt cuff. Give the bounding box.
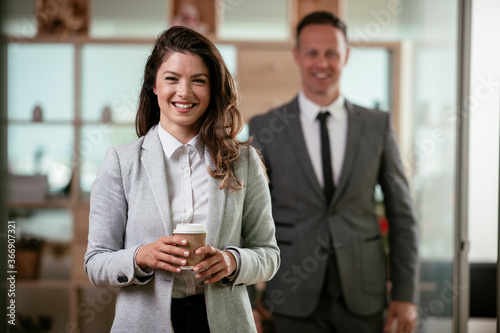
[133,245,154,277]
[225,247,241,282]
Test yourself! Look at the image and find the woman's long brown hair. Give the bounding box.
[136,26,251,191]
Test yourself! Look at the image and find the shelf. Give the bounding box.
[74,279,94,288]
[16,279,72,289]
[4,35,295,47]
[7,199,72,210]
[6,119,75,125]
[5,119,136,127]
[4,35,156,44]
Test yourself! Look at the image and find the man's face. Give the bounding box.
[293,24,350,105]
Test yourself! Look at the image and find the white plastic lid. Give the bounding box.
[173,223,206,234]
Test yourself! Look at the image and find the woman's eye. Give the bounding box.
[165,76,177,81]
[194,79,206,84]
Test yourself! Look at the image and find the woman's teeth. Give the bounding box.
[174,103,194,109]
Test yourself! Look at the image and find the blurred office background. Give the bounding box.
[0,0,498,332]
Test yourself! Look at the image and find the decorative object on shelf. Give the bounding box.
[101,106,112,124]
[171,3,208,34]
[17,236,44,280]
[15,313,53,332]
[40,242,72,280]
[36,0,89,39]
[32,105,43,122]
[46,161,73,196]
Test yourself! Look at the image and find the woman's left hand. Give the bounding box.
[193,246,236,284]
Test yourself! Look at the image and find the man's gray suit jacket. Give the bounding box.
[248,97,418,317]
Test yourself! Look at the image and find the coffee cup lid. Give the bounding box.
[173,223,206,234]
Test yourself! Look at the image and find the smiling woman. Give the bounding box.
[84,26,280,333]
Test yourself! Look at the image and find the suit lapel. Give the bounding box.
[284,98,324,200]
[140,126,173,235]
[330,101,363,208]
[204,150,226,247]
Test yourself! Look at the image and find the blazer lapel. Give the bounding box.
[284,98,324,200]
[204,150,226,247]
[140,126,173,235]
[330,101,363,208]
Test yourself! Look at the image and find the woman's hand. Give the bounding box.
[193,246,236,284]
[136,236,190,273]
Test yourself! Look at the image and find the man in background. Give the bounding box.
[249,11,418,333]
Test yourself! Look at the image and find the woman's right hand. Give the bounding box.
[135,236,190,273]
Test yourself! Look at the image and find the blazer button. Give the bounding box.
[117,275,128,283]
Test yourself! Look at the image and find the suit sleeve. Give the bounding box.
[226,147,280,288]
[378,116,419,303]
[84,147,153,288]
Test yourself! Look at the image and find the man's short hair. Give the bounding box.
[296,11,348,45]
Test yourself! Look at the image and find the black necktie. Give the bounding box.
[317,111,335,204]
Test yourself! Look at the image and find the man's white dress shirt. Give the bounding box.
[298,90,348,188]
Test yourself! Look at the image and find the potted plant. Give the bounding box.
[17,235,44,279]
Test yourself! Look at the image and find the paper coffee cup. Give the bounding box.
[173,223,207,270]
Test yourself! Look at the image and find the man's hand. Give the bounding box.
[384,300,417,333]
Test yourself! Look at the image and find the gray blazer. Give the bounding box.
[248,97,418,317]
[84,125,280,333]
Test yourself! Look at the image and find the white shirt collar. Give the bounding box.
[298,90,346,123]
[157,124,205,159]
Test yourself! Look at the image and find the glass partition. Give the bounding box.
[412,45,457,331]
[8,44,74,121]
[79,125,137,195]
[81,44,151,123]
[341,47,390,111]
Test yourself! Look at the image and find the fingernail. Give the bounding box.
[195,249,200,255]
[181,260,186,265]
[193,267,199,272]
[183,251,189,256]
[176,268,181,272]
[196,274,201,279]
[181,240,187,245]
